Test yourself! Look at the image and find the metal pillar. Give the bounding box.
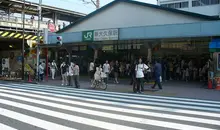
[21,0,25,80]
[36,0,42,81]
[53,13,58,26]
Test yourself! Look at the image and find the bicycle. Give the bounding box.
[91,72,108,90]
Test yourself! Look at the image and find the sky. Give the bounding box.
[26,0,157,14]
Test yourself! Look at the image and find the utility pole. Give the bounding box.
[21,0,25,80]
[36,0,42,81]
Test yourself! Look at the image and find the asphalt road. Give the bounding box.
[0,82,220,130]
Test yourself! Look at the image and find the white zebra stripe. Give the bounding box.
[0,88,220,126]
[0,85,219,118]
[0,123,17,130]
[0,98,143,130]
[0,98,216,130]
[7,83,220,107]
[12,83,220,104]
[0,108,77,130]
[1,84,219,112]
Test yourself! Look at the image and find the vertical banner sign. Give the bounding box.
[94,29,118,41]
[82,30,94,42]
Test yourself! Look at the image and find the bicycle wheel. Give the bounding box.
[100,81,107,90]
[91,80,97,89]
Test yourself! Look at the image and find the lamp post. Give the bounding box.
[36,0,42,81]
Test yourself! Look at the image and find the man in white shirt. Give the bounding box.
[89,60,95,82]
[135,58,149,93]
[68,62,74,86]
[73,62,80,88]
[103,60,110,84]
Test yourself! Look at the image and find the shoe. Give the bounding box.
[151,86,155,89]
[61,84,64,86]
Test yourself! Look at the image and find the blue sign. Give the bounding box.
[17,56,22,62]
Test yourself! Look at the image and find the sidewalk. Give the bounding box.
[39,76,220,101]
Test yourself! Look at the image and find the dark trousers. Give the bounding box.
[152,80,162,89]
[39,74,44,81]
[130,73,135,85]
[73,75,80,88]
[136,78,144,92]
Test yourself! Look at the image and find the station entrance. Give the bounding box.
[86,37,212,83]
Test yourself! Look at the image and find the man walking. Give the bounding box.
[73,62,80,88]
[152,60,163,90]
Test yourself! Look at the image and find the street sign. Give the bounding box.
[94,29,118,41]
[82,30,94,42]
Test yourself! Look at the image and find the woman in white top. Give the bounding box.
[135,58,149,93]
[89,61,95,82]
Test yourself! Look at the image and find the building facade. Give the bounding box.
[158,0,220,17]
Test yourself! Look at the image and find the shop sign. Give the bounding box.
[102,45,113,51]
[48,23,56,32]
[82,30,94,42]
[94,29,118,41]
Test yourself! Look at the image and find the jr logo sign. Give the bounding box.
[82,30,94,42]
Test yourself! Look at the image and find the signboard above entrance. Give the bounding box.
[82,29,118,42]
[94,29,118,41]
[82,30,94,42]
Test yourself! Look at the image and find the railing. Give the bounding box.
[0,15,48,31]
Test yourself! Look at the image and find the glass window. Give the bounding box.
[174,3,181,8]
[192,1,201,6]
[180,2,189,8]
[168,3,175,8]
[210,0,219,4]
[161,4,168,7]
[201,0,210,5]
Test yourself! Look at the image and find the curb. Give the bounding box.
[0,79,38,84]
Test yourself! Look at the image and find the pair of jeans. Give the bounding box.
[73,75,80,88]
[136,78,144,92]
[61,73,68,85]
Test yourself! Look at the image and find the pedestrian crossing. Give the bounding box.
[0,83,219,130]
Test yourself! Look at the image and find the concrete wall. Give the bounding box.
[65,2,206,32]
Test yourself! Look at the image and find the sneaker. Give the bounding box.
[61,84,64,86]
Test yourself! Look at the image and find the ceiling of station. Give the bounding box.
[0,0,86,22]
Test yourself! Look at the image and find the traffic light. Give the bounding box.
[57,36,62,45]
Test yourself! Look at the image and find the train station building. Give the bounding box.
[47,0,220,83]
[50,0,219,62]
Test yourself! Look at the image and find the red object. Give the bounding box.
[28,73,32,82]
[48,23,56,32]
[208,80,212,89]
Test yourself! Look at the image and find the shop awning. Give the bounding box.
[0,31,43,40]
